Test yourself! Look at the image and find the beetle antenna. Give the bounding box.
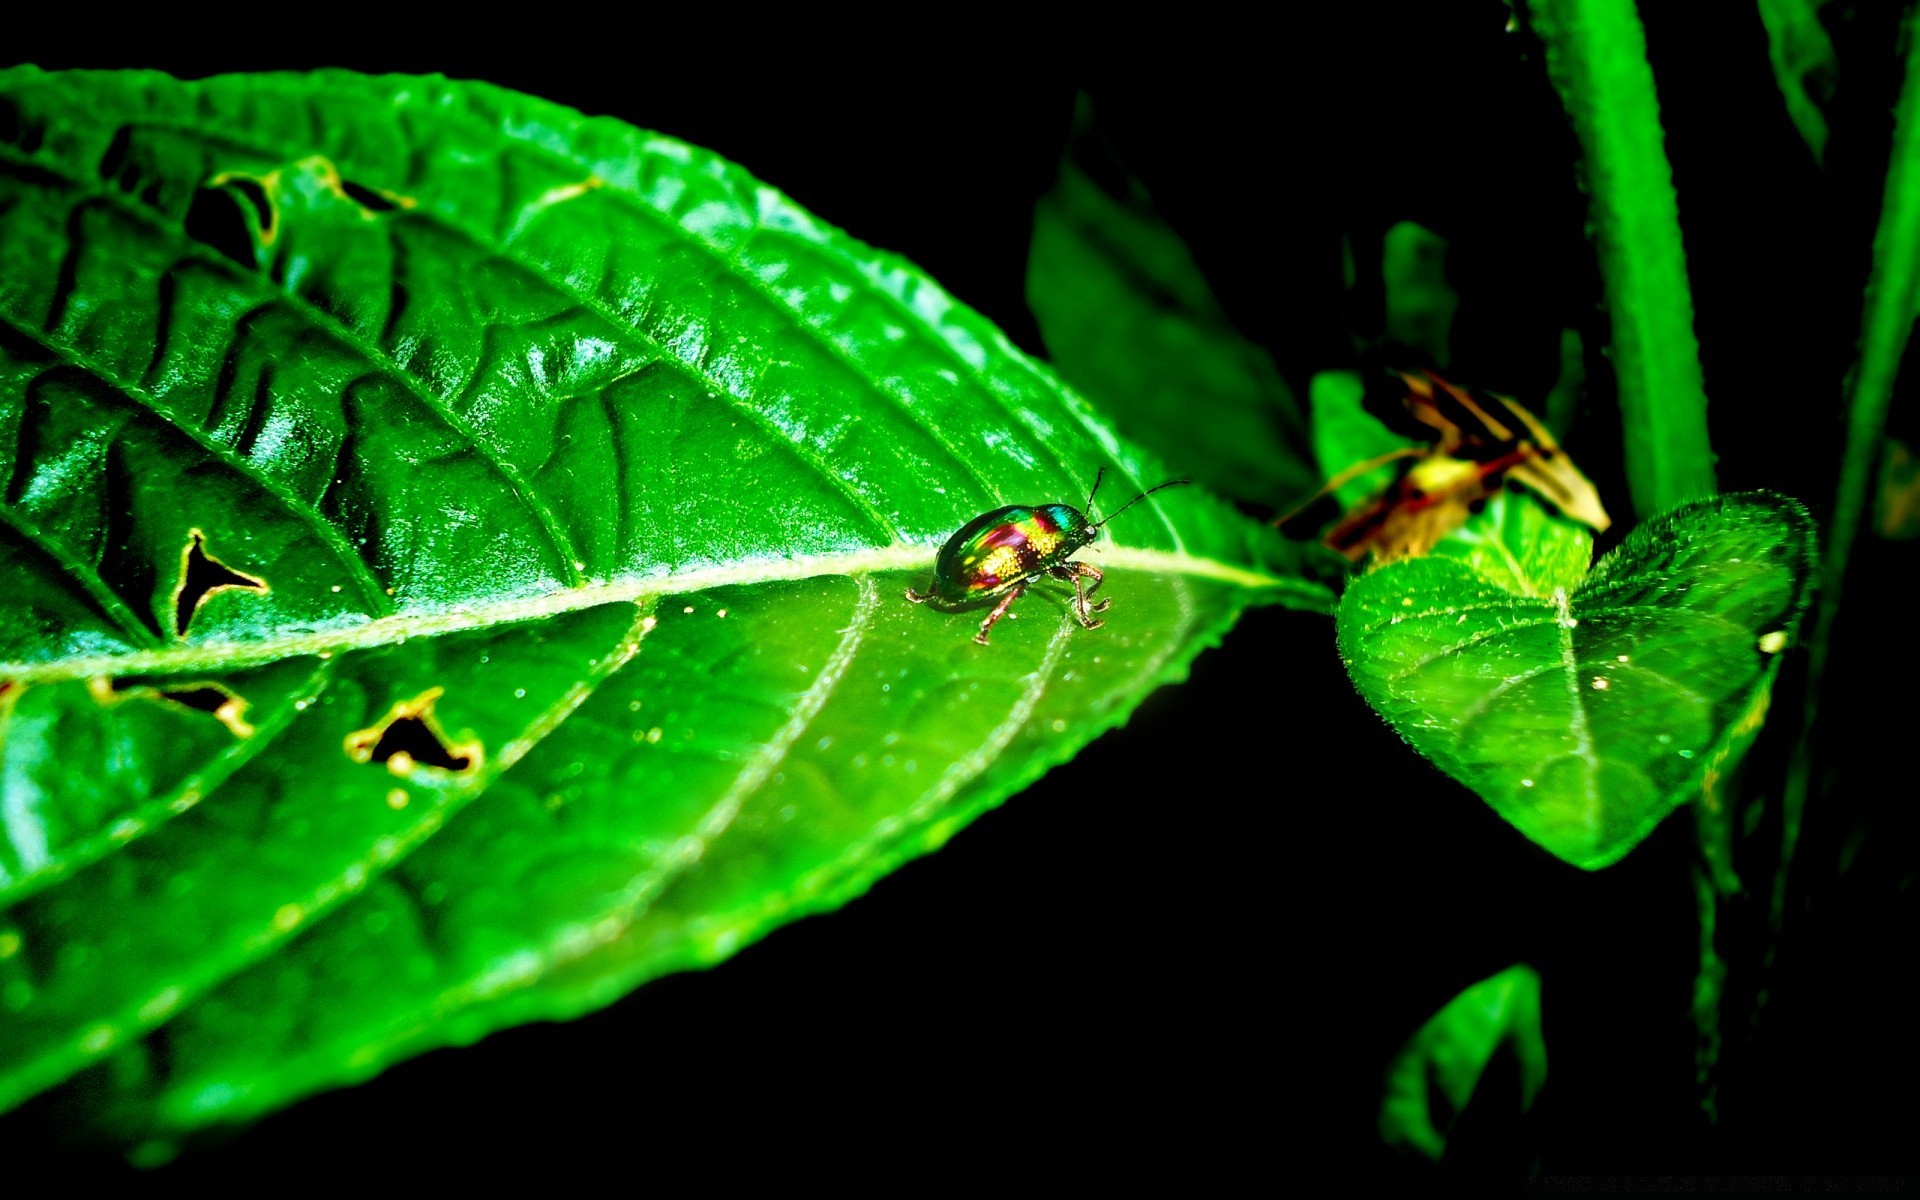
[1084,466,1107,518]
[1089,478,1191,529]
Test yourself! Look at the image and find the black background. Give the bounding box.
[4,4,1917,1188]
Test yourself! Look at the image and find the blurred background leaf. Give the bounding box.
[1380,962,1546,1162]
[1027,95,1318,508]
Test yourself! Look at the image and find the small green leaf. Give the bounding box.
[1337,491,1815,869]
[1027,95,1316,507]
[1757,0,1838,165]
[1310,370,1417,509]
[1380,964,1546,1162]
[0,66,1332,1137]
[1381,221,1457,367]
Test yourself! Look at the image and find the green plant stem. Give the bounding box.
[1773,8,1920,937]
[1528,0,1718,518]
[1691,862,1725,1124]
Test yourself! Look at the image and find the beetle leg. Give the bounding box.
[1049,565,1106,630]
[1058,562,1110,618]
[974,582,1027,646]
[905,586,932,604]
[1072,561,1112,613]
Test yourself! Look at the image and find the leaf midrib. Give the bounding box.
[4,80,1198,595]
[1,545,1312,683]
[152,575,1171,1127]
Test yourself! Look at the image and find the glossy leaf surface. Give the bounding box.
[1026,95,1315,507]
[0,67,1330,1135]
[1337,491,1814,869]
[1379,963,1546,1162]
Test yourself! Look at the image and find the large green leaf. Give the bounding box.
[1336,491,1814,869]
[0,67,1331,1137]
[1026,95,1316,507]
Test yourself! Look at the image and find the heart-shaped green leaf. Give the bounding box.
[1336,490,1815,869]
[0,67,1331,1139]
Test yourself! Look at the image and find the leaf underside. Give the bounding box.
[1337,491,1814,870]
[1380,963,1546,1162]
[0,68,1329,1140]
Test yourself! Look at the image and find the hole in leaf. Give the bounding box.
[184,177,275,267]
[88,677,255,738]
[343,687,478,775]
[156,686,255,734]
[173,530,268,638]
[340,179,399,213]
[366,716,471,772]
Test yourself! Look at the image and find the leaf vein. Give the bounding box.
[0,498,156,648]
[0,306,393,618]
[0,140,586,589]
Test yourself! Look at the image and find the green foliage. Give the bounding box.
[1337,491,1814,870]
[1777,11,1920,929]
[1381,221,1457,368]
[1528,0,1718,518]
[1310,370,1417,510]
[1027,95,1316,507]
[1380,963,1546,1162]
[1757,0,1839,164]
[0,66,1332,1136]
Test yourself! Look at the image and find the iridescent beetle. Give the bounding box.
[906,468,1190,645]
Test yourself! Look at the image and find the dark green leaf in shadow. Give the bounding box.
[0,67,1333,1136]
[1380,963,1546,1162]
[1382,221,1457,367]
[1337,491,1814,869]
[1026,95,1316,507]
[1757,0,1839,165]
[1542,327,1585,441]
